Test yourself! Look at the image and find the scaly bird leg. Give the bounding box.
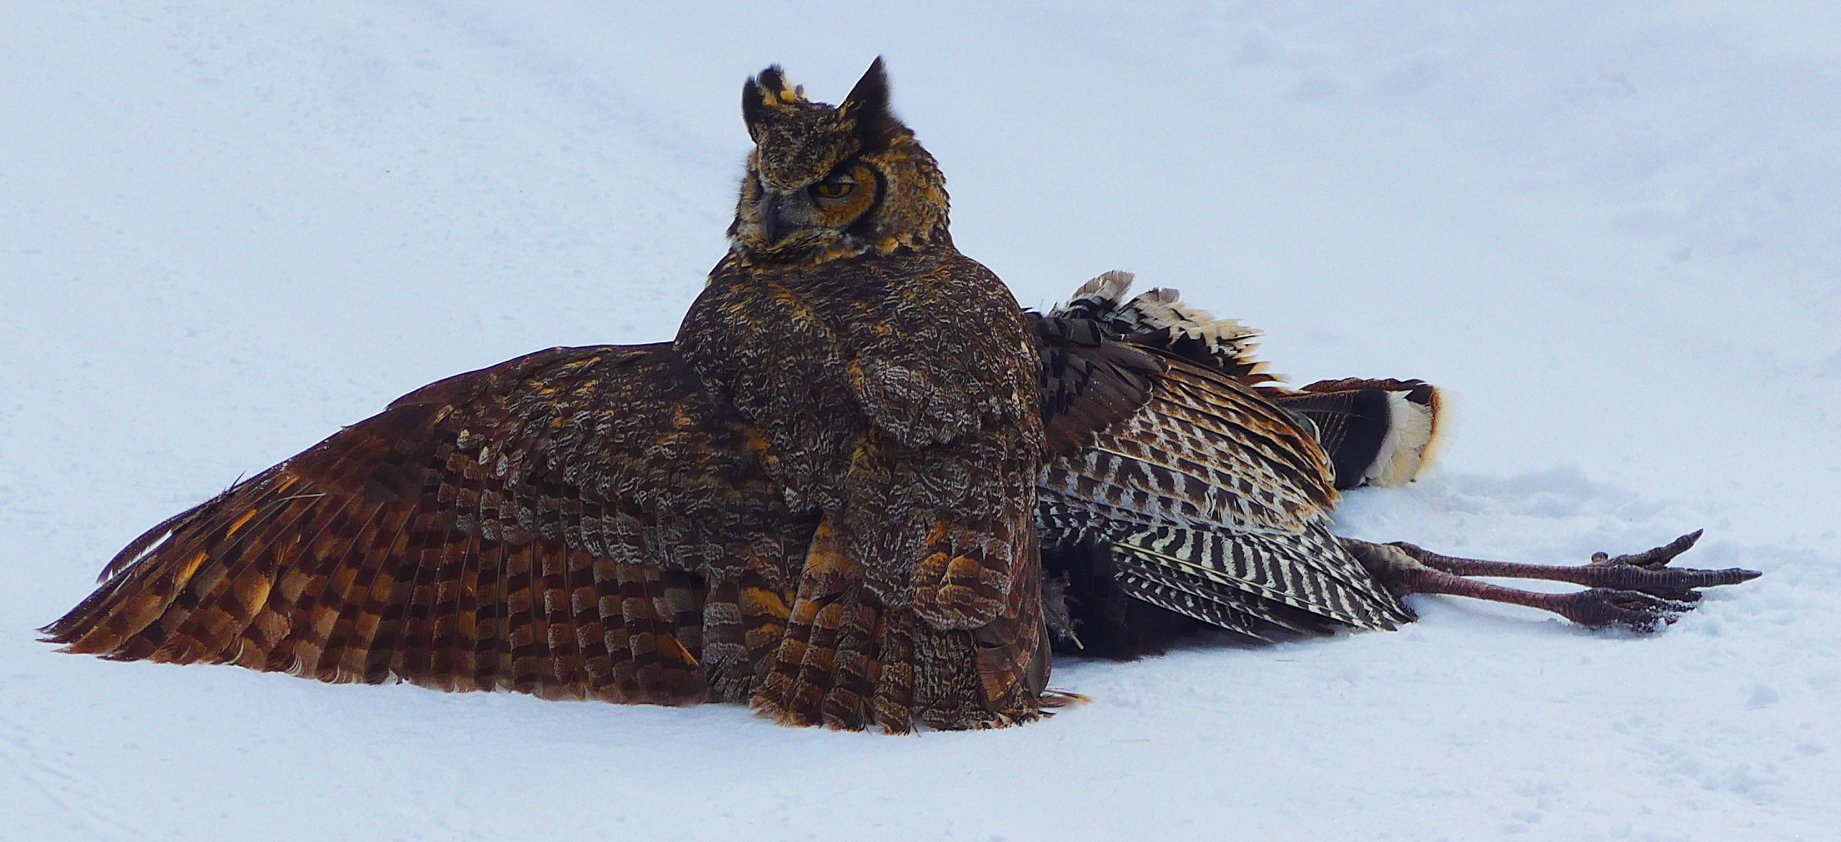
[1389,531,1759,602]
[1342,533,1761,632]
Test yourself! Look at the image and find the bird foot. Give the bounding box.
[1554,587,1697,633]
[1370,529,1761,632]
[1585,530,1761,602]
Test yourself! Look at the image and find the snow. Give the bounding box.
[4,3,1838,839]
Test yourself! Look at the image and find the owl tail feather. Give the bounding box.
[752,517,1050,732]
[752,519,922,732]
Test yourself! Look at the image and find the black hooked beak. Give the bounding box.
[758,194,790,244]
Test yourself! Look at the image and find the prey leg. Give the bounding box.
[1342,534,1760,633]
[1388,530,1758,602]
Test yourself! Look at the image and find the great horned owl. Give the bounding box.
[43,62,1760,731]
[46,59,1049,733]
[675,60,1049,730]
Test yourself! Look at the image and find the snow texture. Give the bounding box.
[4,3,1838,840]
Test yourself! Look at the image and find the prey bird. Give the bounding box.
[1034,271,1757,659]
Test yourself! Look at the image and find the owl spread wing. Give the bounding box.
[1033,302,1417,644]
[43,345,804,704]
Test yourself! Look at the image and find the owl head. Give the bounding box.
[730,58,950,260]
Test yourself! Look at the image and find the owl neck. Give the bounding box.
[727,226,953,267]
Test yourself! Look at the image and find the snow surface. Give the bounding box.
[4,3,1839,839]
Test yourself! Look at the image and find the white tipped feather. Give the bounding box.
[1129,287,1265,355]
[1057,269,1137,312]
[1053,271,1279,384]
[1364,389,1441,486]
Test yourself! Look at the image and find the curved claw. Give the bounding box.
[1562,588,1696,633]
[1587,529,1762,600]
[1591,529,1702,569]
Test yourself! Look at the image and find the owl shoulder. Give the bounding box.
[846,253,1037,447]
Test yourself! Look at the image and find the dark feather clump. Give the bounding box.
[741,65,792,140]
[1272,388,1391,490]
[752,65,791,99]
[1030,313,1162,458]
[841,57,902,149]
[1041,537,1213,659]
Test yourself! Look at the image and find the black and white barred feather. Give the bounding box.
[1036,272,1436,653]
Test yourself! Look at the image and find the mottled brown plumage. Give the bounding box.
[46,345,800,703]
[679,59,1047,729]
[49,59,1052,732]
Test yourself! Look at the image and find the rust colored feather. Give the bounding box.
[44,345,799,709]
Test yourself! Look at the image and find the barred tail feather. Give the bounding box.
[1111,552,1330,641]
[1108,525,1412,632]
[1110,554,1352,640]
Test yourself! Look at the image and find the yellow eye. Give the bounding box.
[812,178,855,200]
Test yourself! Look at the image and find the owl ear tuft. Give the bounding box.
[841,57,900,148]
[743,65,805,142]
